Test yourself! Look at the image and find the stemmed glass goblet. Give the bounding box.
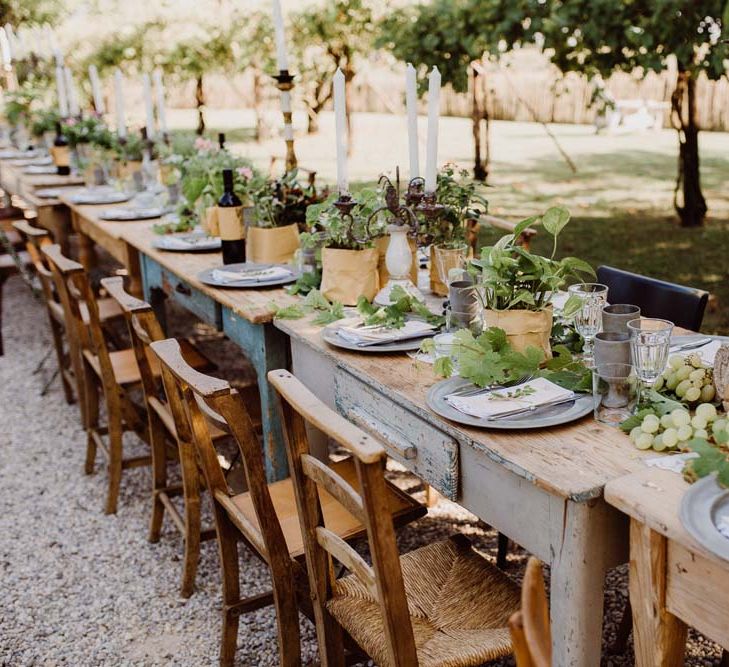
[627,318,674,390]
[568,282,609,367]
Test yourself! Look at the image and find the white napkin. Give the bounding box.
[679,339,723,365]
[160,234,217,250]
[101,207,163,220]
[643,452,698,474]
[446,377,575,419]
[211,266,293,284]
[335,319,434,345]
[717,516,729,540]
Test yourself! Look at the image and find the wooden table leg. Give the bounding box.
[36,206,71,256]
[630,519,688,666]
[222,309,289,482]
[124,244,142,297]
[550,499,613,666]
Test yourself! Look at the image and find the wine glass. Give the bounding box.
[627,318,674,389]
[568,282,609,367]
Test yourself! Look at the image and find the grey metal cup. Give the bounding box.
[449,280,477,312]
[602,304,640,334]
[594,332,631,368]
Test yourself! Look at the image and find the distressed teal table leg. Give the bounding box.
[222,307,289,482]
[140,254,168,332]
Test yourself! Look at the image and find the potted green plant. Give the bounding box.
[423,165,488,296]
[248,169,328,265]
[30,108,60,148]
[472,206,594,356]
[304,188,385,305]
[3,85,41,147]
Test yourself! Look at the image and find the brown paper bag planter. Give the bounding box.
[203,206,220,236]
[375,235,418,287]
[247,223,300,265]
[321,247,380,305]
[116,160,142,180]
[483,306,554,357]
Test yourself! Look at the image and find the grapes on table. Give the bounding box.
[655,355,715,407]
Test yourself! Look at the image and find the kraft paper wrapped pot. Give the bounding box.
[203,206,220,236]
[320,247,380,306]
[483,306,554,357]
[375,235,418,286]
[247,223,300,264]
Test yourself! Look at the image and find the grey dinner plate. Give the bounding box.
[679,474,729,562]
[24,165,57,175]
[35,188,63,199]
[426,376,594,430]
[671,334,729,346]
[70,191,131,205]
[197,262,300,289]
[152,234,222,252]
[321,326,435,353]
[100,207,165,221]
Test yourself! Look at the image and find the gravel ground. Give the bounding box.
[0,273,725,666]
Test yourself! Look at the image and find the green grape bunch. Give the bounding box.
[629,404,725,453]
[653,354,716,406]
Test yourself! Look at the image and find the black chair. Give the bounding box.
[597,265,709,331]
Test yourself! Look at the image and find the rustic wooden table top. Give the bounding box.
[605,467,725,566]
[277,313,678,502]
[63,197,301,325]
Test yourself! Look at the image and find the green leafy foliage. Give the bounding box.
[356,285,446,330]
[685,437,729,488]
[287,269,322,296]
[472,206,595,312]
[251,169,329,229]
[271,289,345,326]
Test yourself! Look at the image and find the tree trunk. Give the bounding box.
[195,75,206,136]
[307,110,320,134]
[471,66,487,182]
[671,68,706,227]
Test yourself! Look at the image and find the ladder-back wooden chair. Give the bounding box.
[101,276,223,597]
[43,243,154,514]
[150,339,425,667]
[269,368,521,667]
[509,557,552,667]
[14,221,124,407]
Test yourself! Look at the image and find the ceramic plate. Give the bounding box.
[321,323,435,353]
[99,207,165,221]
[69,190,131,205]
[679,474,729,562]
[35,188,63,199]
[23,165,57,175]
[426,376,594,430]
[197,262,300,289]
[152,234,221,252]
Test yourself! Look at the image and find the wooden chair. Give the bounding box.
[14,220,125,405]
[269,368,521,667]
[509,557,552,667]
[42,244,208,514]
[0,214,32,356]
[101,275,225,597]
[150,339,426,667]
[597,265,709,331]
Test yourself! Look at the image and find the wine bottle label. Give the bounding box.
[50,145,70,168]
[218,206,244,241]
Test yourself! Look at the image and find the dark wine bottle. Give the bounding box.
[218,132,226,150]
[52,121,70,176]
[218,168,245,265]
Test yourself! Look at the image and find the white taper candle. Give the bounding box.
[333,68,348,194]
[424,66,441,193]
[64,67,79,116]
[55,64,68,117]
[0,28,10,66]
[114,68,126,139]
[405,63,420,180]
[152,68,168,134]
[271,0,289,71]
[88,64,104,115]
[142,73,155,139]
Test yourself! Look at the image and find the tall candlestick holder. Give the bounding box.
[371,169,426,305]
[273,70,298,172]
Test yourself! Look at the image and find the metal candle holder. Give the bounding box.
[273,70,298,172]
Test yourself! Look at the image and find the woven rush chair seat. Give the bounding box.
[327,534,520,667]
[224,458,418,559]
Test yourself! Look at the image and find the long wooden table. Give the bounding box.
[275,313,662,666]
[0,158,82,253]
[606,469,729,666]
[17,172,719,664]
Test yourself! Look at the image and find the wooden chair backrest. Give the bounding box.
[12,220,56,305]
[509,557,552,667]
[100,276,163,401]
[268,369,418,667]
[149,338,295,580]
[42,244,115,394]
